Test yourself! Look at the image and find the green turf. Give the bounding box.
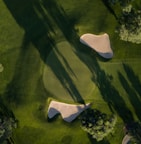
[0,0,141,144]
[43,41,95,103]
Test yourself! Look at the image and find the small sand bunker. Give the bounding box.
[80,33,113,59]
[48,100,91,122]
[122,134,131,144]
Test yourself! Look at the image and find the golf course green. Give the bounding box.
[0,0,141,143]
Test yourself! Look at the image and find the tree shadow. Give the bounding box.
[72,52,134,141]
[74,48,134,123]
[42,0,80,43]
[46,47,85,104]
[0,96,15,118]
[118,63,141,120]
[94,68,134,123]
[123,63,141,98]
[55,48,77,79]
[101,0,118,20]
[63,19,135,122]
[3,0,134,122]
[2,1,137,143]
[4,0,55,62]
[41,0,85,103]
[3,0,85,104]
[3,40,37,104]
[3,0,55,104]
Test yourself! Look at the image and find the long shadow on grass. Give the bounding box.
[3,40,40,104]
[0,96,15,118]
[3,0,133,121]
[42,0,135,124]
[73,47,134,123]
[118,72,141,120]
[4,0,55,62]
[3,0,56,103]
[118,63,141,120]
[72,52,134,142]
[40,0,85,103]
[123,63,141,98]
[63,5,135,122]
[101,0,118,20]
[3,0,85,104]
[46,47,85,104]
[3,37,54,105]
[3,0,134,143]
[42,0,81,43]
[3,45,28,104]
[93,61,134,123]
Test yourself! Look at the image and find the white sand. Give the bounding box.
[48,101,91,122]
[122,134,131,144]
[80,33,113,59]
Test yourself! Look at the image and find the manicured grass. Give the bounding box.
[0,0,141,144]
[0,0,24,53]
[43,41,95,103]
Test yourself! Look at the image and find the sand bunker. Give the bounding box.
[80,33,113,59]
[122,134,131,144]
[48,100,91,122]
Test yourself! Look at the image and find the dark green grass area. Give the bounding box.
[1,0,141,143]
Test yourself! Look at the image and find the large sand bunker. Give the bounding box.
[80,33,113,59]
[48,100,91,122]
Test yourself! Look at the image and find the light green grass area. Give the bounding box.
[0,0,141,144]
[43,41,95,103]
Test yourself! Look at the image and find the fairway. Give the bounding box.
[1,0,141,144]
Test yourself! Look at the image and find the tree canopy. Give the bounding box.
[0,98,17,144]
[103,0,141,44]
[125,122,141,144]
[80,109,117,141]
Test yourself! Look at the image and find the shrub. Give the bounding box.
[117,5,141,44]
[125,122,141,144]
[80,109,117,141]
[0,98,18,143]
[103,0,141,44]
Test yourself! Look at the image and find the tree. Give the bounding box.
[80,109,117,141]
[102,0,141,44]
[0,98,18,144]
[107,0,133,7]
[124,122,141,143]
[117,5,141,44]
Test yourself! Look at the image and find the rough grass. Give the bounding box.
[0,0,141,144]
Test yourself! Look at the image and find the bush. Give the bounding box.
[80,109,117,141]
[0,98,18,143]
[103,0,141,44]
[116,4,141,44]
[124,122,141,144]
